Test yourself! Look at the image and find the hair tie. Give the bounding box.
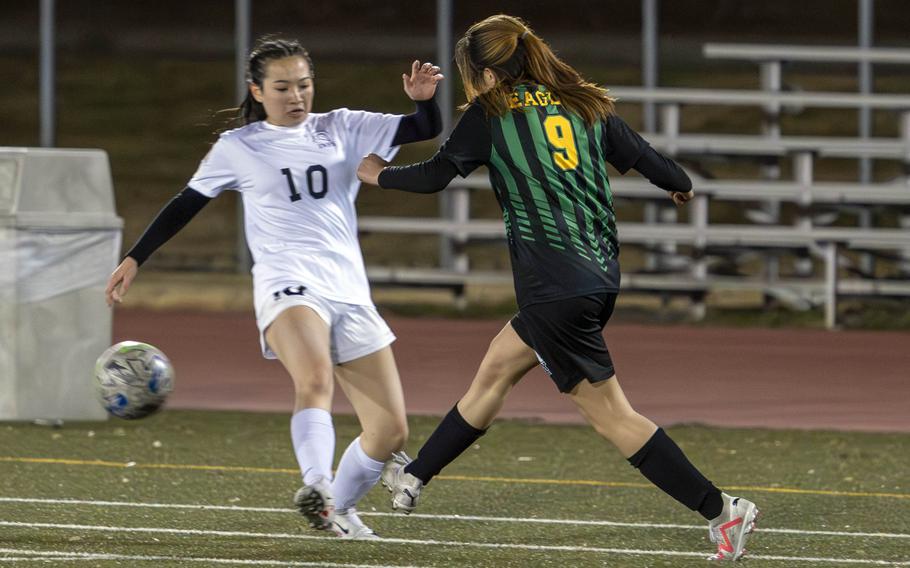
[519,31,529,40]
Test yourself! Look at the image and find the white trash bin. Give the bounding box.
[0,147,122,421]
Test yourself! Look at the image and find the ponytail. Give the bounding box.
[237,91,267,125]
[456,15,614,126]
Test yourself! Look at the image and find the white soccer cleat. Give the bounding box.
[331,508,380,540]
[380,451,423,514]
[708,493,760,561]
[293,478,336,530]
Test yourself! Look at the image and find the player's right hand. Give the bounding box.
[670,189,694,207]
[105,257,139,307]
[357,153,389,186]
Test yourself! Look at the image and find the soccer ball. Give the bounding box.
[94,341,175,419]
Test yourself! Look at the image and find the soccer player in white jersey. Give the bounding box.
[104,36,444,540]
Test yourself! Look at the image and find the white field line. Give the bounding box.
[0,559,85,563]
[0,547,424,567]
[1,521,909,566]
[1,496,907,540]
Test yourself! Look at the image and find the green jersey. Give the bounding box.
[437,84,648,307]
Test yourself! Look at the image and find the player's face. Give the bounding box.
[251,56,314,127]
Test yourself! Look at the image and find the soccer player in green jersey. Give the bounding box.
[357,15,759,561]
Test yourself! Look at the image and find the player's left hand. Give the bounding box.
[403,60,444,101]
[670,189,694,207]
[357,153,389,186]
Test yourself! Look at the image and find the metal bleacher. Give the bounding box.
[361,43,910,329]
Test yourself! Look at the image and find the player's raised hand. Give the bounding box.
[403,60,444,101]
[670,189,694,207]
[105,257,139,307]
[357,153,390,186]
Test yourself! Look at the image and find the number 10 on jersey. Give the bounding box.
[281,165,328,202]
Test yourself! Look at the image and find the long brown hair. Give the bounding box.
[455,15,614,126]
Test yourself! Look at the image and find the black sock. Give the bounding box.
[628,428,724,520]
[404,404,486,484]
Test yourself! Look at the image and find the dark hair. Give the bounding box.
[229,36,314,127]
[455,15,614,126]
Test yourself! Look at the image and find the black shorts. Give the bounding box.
[510,292,618,394]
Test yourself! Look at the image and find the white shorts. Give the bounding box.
[255,283,395,364]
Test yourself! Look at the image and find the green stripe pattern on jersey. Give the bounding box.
[488,84,617,272]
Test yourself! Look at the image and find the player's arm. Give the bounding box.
[634,148,693,206]
[392,96,442,146]
[105,187,211,306]
[358,152,458,194]
[359,103,490,193]
[603,114,693,205]
[392,61,445,145]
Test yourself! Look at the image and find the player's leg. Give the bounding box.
[569,376,657,455]
[459,320,540,428]
[558,291,726,520]
[383,321,538,512]
[325,305,405,538]
[265,305,337,529]
[410,321,537,478]
[571,374,716,523]
[570,377,758,560]
[334,345,408,462]
[330,345,407,538]
[570,377,724,514]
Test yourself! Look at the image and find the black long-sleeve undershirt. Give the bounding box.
[391,96,442,146]
[379,153,459,193]
[378,115,692,195]
[124,187,212,266]
[633,145,692,193]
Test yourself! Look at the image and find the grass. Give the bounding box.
[0,410,908,567]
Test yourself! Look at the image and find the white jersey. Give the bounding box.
[188,108,402,306]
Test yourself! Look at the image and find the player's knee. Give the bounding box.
[292,366,333,399]
[476,353,521,392]
[362,420,408,456]
[385,421,409,453]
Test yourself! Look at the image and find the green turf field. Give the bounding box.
[0,410,907,567]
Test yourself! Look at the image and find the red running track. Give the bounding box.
[113,309,910,433]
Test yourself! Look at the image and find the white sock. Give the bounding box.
[331,436,386,512]
[290,408,335,486]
